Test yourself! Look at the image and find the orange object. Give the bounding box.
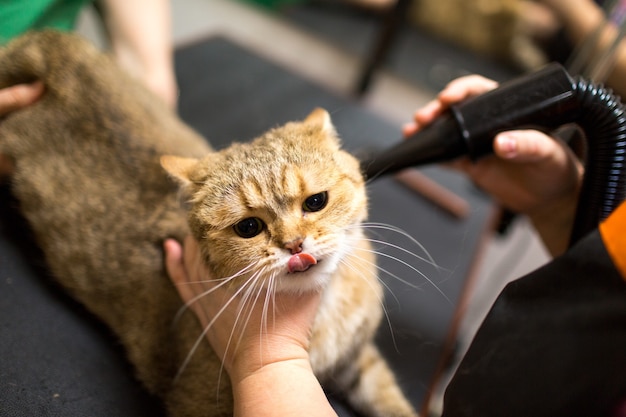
[599,200,626,280]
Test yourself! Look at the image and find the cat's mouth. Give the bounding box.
[287,253,318,274]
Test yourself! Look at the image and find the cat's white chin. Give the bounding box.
[275,260,338,294]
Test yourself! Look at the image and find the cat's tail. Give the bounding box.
[0,30,104,93]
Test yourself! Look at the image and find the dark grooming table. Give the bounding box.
[0,36,493,416]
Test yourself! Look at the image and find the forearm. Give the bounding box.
[548,0,604,44]
[99,0,176,106]
[545,0,626,97]
[232,359,338,417]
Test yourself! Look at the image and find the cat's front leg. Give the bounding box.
[340,343,418,417]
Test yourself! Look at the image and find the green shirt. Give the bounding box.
[0,0,92,44]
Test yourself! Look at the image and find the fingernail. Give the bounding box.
[496,133,517,158]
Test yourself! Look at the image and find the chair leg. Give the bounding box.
[354,0,413,96]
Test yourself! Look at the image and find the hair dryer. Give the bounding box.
[361,63,626,247]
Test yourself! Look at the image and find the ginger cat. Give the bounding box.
[0,31,417,417]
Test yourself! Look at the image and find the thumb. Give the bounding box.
[164,238,187,285]
[494,130,565,163]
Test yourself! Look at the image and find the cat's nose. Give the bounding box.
[284,238,304,254]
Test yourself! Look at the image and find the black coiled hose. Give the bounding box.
[570,77,626,244]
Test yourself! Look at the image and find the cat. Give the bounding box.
[0,31,417,417]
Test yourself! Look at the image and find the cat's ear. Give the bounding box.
[160,155,199,185]
[304,107,336,136]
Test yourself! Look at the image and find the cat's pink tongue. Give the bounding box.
[287,253,317,273]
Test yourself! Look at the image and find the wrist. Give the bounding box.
[227,339,311,384]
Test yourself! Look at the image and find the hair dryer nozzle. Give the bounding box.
[361,114,466,179]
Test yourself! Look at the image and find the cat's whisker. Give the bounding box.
[172,262,257,327]
[365,237,443,271]
[356,245,451,305]
[182,262,258,286]
[171,278,232,328]
[343,251,401,306]
[257,274,276,367]
[344,222,452,303]
[363,170,385,185]
[357,222,444,272]
[351,243,430,292]
[224,270,277,370]
[223,269,266,355]
[233,272,268,356]
[338,255,399,352]
[261,272,277,339]
[217,269,268,396]
[174,265,262,383]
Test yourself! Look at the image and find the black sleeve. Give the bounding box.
[442,229,626,417]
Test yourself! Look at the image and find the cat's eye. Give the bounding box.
[233,217,265,238]
[303,192,328,212]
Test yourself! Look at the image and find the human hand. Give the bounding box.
[163,236,323,382]
[0,82,45,177]
[404,75,583,256]
[0,82,44,115]
[165,236,335,416]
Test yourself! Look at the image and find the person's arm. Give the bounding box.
[404,75,583,256]
[0,82,45,177]
[164,237,338,417]
[231,360,337,417]
[539,0,626,100]
[98,0,177,108]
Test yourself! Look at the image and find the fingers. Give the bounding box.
[0,82,45,116]
[409,99,446,134]
[402,121,419,138]
[164,238,200,317]
[437,75,498,105]
[164,238,187,284]
[406,75,498,137]
[164,237,214,331]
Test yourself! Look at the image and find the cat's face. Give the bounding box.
[162,109,367,293]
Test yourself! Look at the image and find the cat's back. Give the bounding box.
[0,30,210,163]
[0,31,210,287]
[0,31,210,217]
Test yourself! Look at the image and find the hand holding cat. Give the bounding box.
[164,236,338,417]
[404,75,583,256]
[164,235,322,378]
[164,236,322,369]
